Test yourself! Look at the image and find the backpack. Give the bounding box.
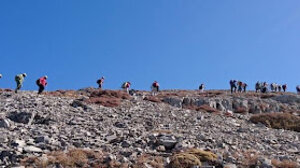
[121,82,127,88]
[36,79,40,86]
[97,79,101,84]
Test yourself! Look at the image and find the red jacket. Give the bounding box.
[153,82,159,87]
[39,77,48,87]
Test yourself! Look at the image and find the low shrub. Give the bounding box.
[144,96,162,103]
[169,153,201,168]
[46,90,79,98]
[234,107,248,114]
[250,113,300,132]
[271,159,298,168]
[84,90,131,107]
[133,154,165,168]
[168,149,219,168]
[21,149,124,168]
[185,149,217,162]
[240,150,259,167]
[197,105,219,113]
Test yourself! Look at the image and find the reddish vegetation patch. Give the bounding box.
[271,159,298,168]
[144,96,162,103]
[197,105,219,113]
[46,90,79,98]
[183,104,219,113]
[260,94,277,99]
[133,155,165,168]
[0,89,13,92]
[198,91,224,97]
[21,149,128,168]
[250,113,300,132]
[157,90,226,98]
[84,90,131,107]
[234,107,248,114]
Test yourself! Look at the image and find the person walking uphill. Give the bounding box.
[97,76,105,89]
[15,73,27,93]
[243,83,248,93]
[151,81,160,96]
[297,85,300,95]
[36,76,48,94]
[237,81,243,92]
[282,84,287,92]
[229,80,237,93]
[199,84,205,92]
[122,81,131,94]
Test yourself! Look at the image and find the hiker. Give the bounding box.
[270,83,277,92]
[151,81,160,96]
[229,80,237,93]
[261,82,268,93]
[296,86,300,94]
[36,76,48,94]
[122,81,131,94]
[97,76,105,89]
[282,84,287,92]
[277,85,282,92]
[274,84,278,92]
[15,73,27,93]
[237,81,243,92]
[243,83,248,93]
[255,81,261,93]
[199,84,205,92]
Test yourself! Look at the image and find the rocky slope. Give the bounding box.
[0,89,299,167]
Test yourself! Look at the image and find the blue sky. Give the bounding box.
[0,1,300,91]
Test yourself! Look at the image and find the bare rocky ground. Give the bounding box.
[0,89,299,168]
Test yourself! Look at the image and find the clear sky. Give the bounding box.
[0,1,300,91]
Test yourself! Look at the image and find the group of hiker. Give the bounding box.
[1,73,300,95]
[228,80,295,94]
[255,82,287,93]
[96,77,160,96]
[0,73,48,94]
[229,80,248,93]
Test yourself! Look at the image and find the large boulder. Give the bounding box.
[163,97,183,108]
[272,95,300,104]
[7,112,32,124]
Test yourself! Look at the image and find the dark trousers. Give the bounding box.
[231,86,236,93]
[15,81,22,93]
[38,85,45,94]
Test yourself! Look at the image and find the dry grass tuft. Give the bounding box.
[21,149,127,168]
[240,150,259,167]
[250,113,300,132]
[185,149,217,162]
[198,90,224,97]
[234,107,248,114]
[197,105,219,113]
[46,90,79,98]
[183,104,219,113]
[169,153,202,168]
[144,96,162,103]
[84,90,131,107]
[260,93,277,99]
[271,159,299,168]
[0,88,13,92]
[168,149,220,168]
[133,154,165,168]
